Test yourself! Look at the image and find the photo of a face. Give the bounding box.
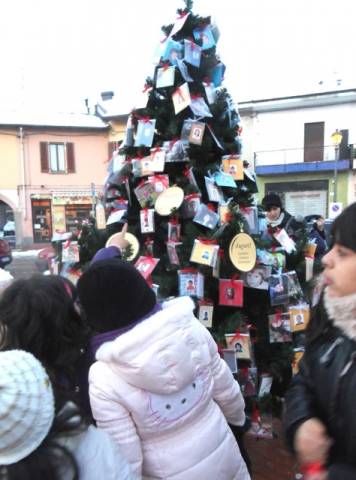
[241,266,271,291]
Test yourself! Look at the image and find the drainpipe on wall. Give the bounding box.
[19,127,27,220]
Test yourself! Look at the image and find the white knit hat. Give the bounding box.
[0,350,55,465]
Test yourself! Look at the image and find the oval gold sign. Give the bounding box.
[155,186,184,216]
[229,232,256,272]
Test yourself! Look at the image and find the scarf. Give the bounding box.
[323,287,356,341]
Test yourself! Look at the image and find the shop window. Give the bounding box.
[40,142,75,173]
[32,200,52,243]
[65,205,92,233]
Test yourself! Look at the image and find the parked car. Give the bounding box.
[0,238,12,269]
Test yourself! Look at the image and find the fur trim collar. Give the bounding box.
[324,287,356,340]
[267,212,285,228]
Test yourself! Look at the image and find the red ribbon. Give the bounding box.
[183,165,190,177]
[169,216,179,225]
[300,462,326,475]
[169,137,179,150]
[177,11,188,19]
[151,146,162,156]
[190,93,202,100]
[218,248,225,259]
[207,203,216,212]
[197,237,217,245]
[142,84,152,93]
[174,87,185,101]
[180,267,197,273]
[231,329,244,343]
[185,193,200,200]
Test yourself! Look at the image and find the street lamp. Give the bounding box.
[331,129,343,202]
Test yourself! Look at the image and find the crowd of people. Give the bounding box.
[1,197,356,479]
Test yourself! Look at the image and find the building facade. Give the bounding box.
[239,89,356,217]
[0,112,109,246]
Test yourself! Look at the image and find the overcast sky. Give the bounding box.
[1,0,355,114]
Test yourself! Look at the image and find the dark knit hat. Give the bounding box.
[262,192,282,209]
[77,259,156,333]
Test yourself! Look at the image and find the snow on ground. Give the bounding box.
[12,250,40,257]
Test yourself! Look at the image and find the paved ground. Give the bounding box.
[6,252,300,479]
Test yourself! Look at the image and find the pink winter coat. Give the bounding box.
[89,296,250,480]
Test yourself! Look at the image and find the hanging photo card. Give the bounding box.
[178,269,204,298]
[134,256,159,280]
[210,21,221,43]
[203,81,216,105]
[224,332,251,360]
[190,96,212,118]
[289,304,310,332]
[269,273,290,306]
[292,349,305,375]
[132,155,155,178]
[229,233,257,273]
[134,119,156,148]
[156,65,175,88]
[287,271,304,298]
[198,300,214,328]
[163,139,189,163]
[106,208,127,226]
[222,156,244,181]
[305,256,314,282]
[190,239,219,267]
[258,374,274,398]
[218,204,231,225]
[168,221,181,242]
[219,278,244,307]
[269,312,292,343]
[273,228,296,254]
[148,174,169,195]
[149,147,165,172]
[140,208,155,234]
[256,249,286,269]
[248,412,273,440]
[189,122,206,145]
[211,62,226,87]
[182,193,201,219]
[193,204,219,230]
[236,367,258,397]
[162,38,183,65]
[184,39,202,67]
[62,241,80,263]
[176,58,194,82]
[193,25,216,50]
[241,266,272,291]
[172,83,191,114]
[239,206,259,235]
[134,181,157,208]
[167,241,181,266]
[213,171,236,188]
[205,176,224,203]
[222,349,237,373]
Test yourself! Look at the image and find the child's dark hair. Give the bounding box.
[330,202,356,252]
[0,275,90,390]
[1,398,84,480]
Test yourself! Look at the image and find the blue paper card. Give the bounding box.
[193,25,216,50]
[213,171,237,188]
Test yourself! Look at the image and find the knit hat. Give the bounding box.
[0,350,55,465]
[77,258,157,333]
[262,192,282,209]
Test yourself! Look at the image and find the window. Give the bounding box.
[40,142,75,173]
[50,143,65,172]
[304,122,324,163]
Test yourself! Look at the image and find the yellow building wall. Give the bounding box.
[0,131,21,188]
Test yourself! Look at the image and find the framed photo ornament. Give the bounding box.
[219,278,244,307]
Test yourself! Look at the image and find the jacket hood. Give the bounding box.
[95,297,204,394]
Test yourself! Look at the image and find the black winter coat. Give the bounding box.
[285,325,356,479]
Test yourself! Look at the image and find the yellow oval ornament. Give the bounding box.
[106,232,140,261]
[154,186,184,216]
[229,232,256,272]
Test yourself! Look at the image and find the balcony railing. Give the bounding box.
[253,144,354,176]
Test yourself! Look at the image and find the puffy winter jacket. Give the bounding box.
[89,296,250,480]
[285,325,356,479]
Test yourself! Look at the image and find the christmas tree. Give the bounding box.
[72,0,309,419]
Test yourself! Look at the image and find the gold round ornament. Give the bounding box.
[105,232,140,261]
[229,232,256,272]
[154,186,184,216]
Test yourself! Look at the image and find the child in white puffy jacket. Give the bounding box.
[77,256,250,480]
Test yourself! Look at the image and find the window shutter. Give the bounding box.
[40,142,49,172]
[66,143,75,173]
